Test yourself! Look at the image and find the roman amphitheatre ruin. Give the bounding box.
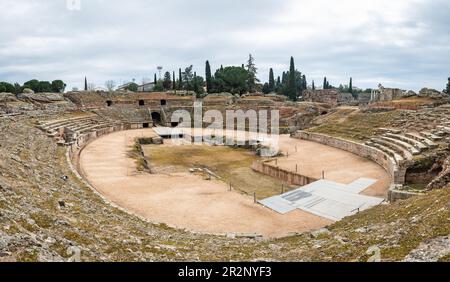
[0,87,449,262]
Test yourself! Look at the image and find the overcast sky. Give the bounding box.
[0,0,449,92]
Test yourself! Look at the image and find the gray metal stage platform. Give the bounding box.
[259,178,384,221]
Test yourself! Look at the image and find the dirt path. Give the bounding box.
[276,135,390,197]
[79,129,390,237]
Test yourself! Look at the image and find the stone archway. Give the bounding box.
[151,112,162,126]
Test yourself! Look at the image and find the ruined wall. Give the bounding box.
[371,87,406,102]
[251,160,318,186]
[303,90,340,107]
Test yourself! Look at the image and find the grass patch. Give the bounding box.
[310,110,403,142]
[143,145,295,199]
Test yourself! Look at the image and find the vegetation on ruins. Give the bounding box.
[349,77,353,94]
[245,54,259,93]
[205,60,212,93]
[105,80,116,92]
[323,77,330,89]
[285,57,298,101]
[0,82,17,93]
[162,72,172,90]
[172,71,176,91]
[0,79,66,94]
[211,66,249,95]
[446,77,450,94]
[269,68,275,92]
[125,82,139,92]
[178,68,182,90]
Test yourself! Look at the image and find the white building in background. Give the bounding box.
[116,82,155,92]
[137,82,155,92]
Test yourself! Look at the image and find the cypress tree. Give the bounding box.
[302,75,307,91]
[282,72,287,85]
[269,68,275,91]
[323,77,328,89]
[84,77,88,91]
[276,76,281,86]
[193,72,198,94]
[179,68,183,90]
[312,80,315,91]
[173,71,176,90]
[349,77,353,93]
[447,77,450,95]
[205,60,212,93]
[287,57,297,101]
[154,74,157,85]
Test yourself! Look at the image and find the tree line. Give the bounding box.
[0,79,66,94]
[144,55,361,101]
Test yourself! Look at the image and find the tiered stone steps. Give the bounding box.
[370,137,413,160]
[420,131,443,141]
[365,140,405,164]
[378,136,420,155]
[384,133,428,152]
[404,133,437,149]
[366,130,438,165]
[37,115,117,144]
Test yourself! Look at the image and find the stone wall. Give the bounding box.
[388,187,422,202]
[303,90,339,107]
[67,123,133,166]
[251,160,317,186]
[292,131,407,186]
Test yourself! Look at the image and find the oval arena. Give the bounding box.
[38,92,395,238]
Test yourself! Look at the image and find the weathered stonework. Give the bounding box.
[251,160,317,186]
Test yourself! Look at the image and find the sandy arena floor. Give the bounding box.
[78,129,390,237]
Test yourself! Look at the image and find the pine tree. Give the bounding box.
[246,54,258,93]
[269,68,275,92]
[287,57,298,101]
[205,60,212,93]
[349,77,353,94]
[163,71,172,90]
[84,77,88,91]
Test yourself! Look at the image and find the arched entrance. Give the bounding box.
[151,112,162,126]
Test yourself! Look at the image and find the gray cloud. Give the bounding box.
[0,0,448,92]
